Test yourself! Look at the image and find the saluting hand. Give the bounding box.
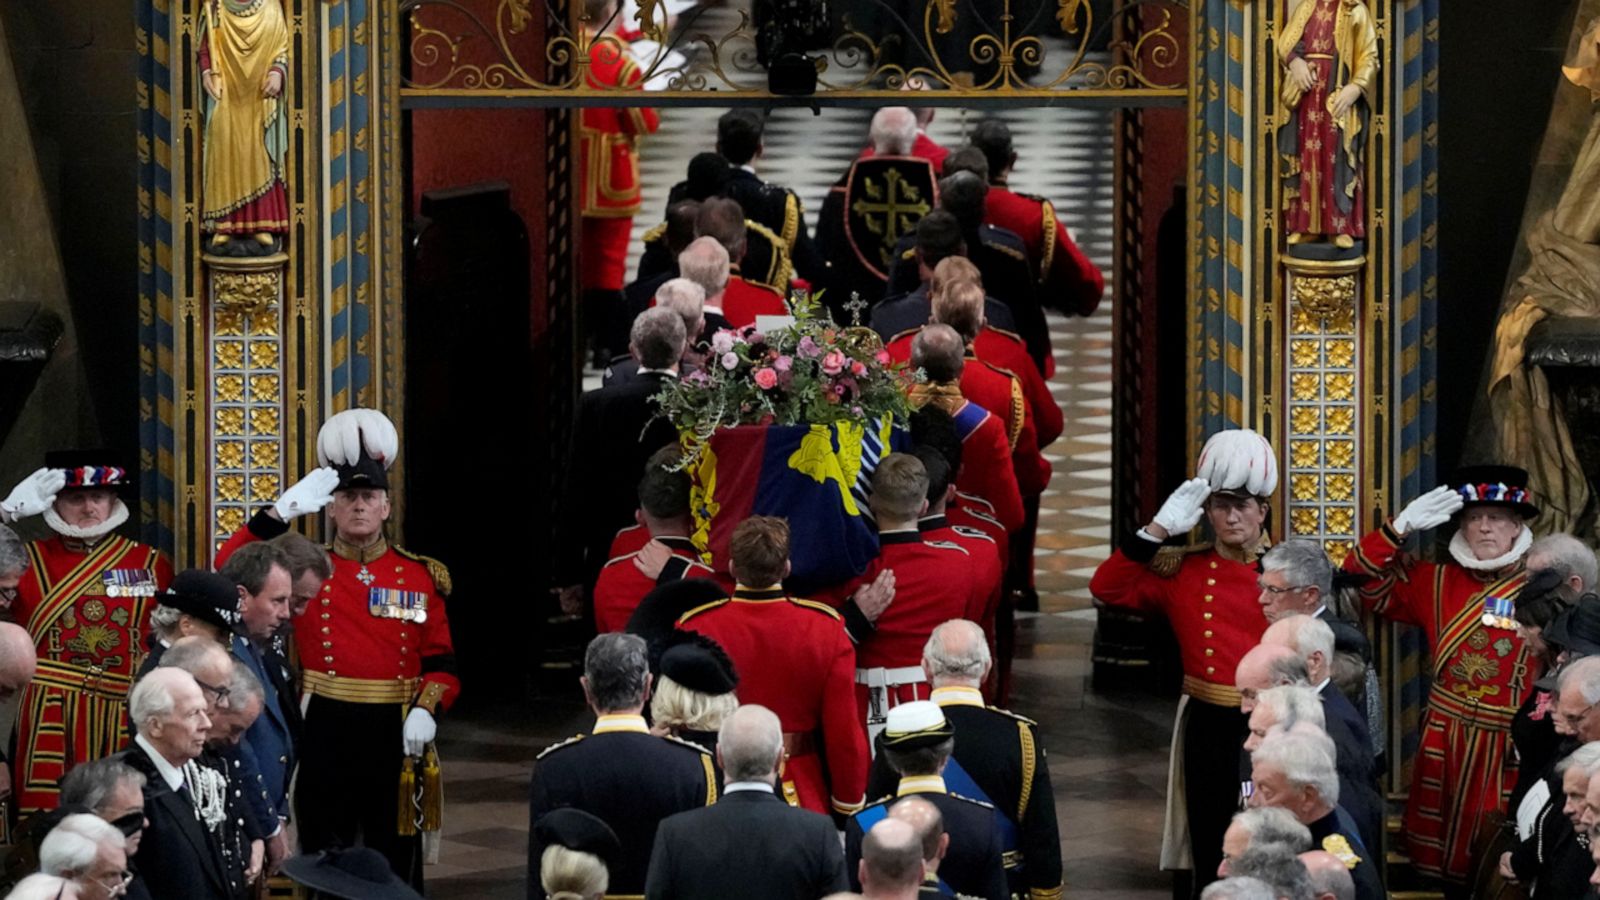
[0,467,65,523]
[1146,477,1212,541]
[1393,484,1463,536]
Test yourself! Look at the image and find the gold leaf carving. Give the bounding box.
[1293,274,1357,323]
[216,441,246,469]
[215,408,246,436]
[1291,340,1320,367]
[217,474,245,502]
[1326,507,1354,534]
[1326,339,1355,367]
[1291,507,1320,535]
[215,312,245,337]
[1325,474,1355,502]
[1291,406,1321,434]
[1291,373,1320,401]
[251,408,281,436]
[1326,407,1355,435]
[1326,440,1355,468]
[212,269,281,314]
[1292,440,1320,467]
[250,374,280,403]
[252,340,280,369]
[1291,474,1319,501]
[215,375,245,403]
[250,474,281,500]
[1325,373,1355,401]
[252,441,280,469]
[214,341,244,370]
[216,507,246,534]
[1324,539,1352,565]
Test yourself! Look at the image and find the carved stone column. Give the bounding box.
[204,253,287,554]
[1282,255,1363,563]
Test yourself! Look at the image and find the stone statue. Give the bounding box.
[199,0,290,257]
[1277,0,1378,250]
[1488,17,1600,536]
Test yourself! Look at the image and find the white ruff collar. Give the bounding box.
[44,499,130,541]
[1449,525,1533,572]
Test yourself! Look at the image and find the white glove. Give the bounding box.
[1151,477,1212,537]
[0,468,66,522]
[272,467,341,521]
[402,707,436,757]
[1393,484,1464,535]
[316,409,399,469]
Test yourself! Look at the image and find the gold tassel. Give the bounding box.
[420,745,443,832]
[397,756,417,837]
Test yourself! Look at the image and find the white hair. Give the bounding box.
[677,237,730,297]
[1253,731,1340,806]
[1273,615,1335,668]
[1254,685,1325,732]
[5,874,74,900]
[1560,656,1600,706]
[1230,806,1311,853]
[128,670,182,736]
[1557,740,1600,777]
[1529,533,1600,591]
[39,812,123,878]
[148,604,184,639]
[869,107,918,156]
[718,704,784,783]
[1200,877,1277,900]
[655,278,706,335]
[923,619,990,682]
[1260,539,1334,596]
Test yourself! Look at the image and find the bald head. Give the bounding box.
[1262,614,1336,684]
[1236,643,1308,713]
[0,622,37,697]
[870,107,918,156]
[888,796,946,864]
[911,324,965,384]
[1298,850,1355,900]
[717,704,784,784]
[861,818,925,891]
[922,619,990,685]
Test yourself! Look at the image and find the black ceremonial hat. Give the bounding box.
[279,848,424,900]
[534,808,621,868]
[659,632,738,695]
[1451,464,1538,519]
[334,453,388,492]
[158,568,243,631]
[45,449,136,497]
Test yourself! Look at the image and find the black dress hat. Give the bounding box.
[1451,464,1539,519]
[1545,594,1600,659]
[158,569,243,631]
[626,577,730,649]
[333,453,389,492]
[279,848,424,900]
[534,808,621,869]
[44,450,135,497]
[658,632,738,695]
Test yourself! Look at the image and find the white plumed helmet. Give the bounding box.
[316,408,399,470]
[1194,428,1278,498]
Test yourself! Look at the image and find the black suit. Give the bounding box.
[118,742,232,900]
[869,285,1017,344]
[528,726,715,899]
[1307,806,1383,900]
[1319,681,1383,853]
[845,784,1008,900]
[645,788,847,900]
[555,372,681,589]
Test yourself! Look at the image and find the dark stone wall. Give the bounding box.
[2,0,139,463]
[1437,0,1577,474]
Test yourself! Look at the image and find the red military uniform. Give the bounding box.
[579,35,660,292]
[920,514,1004,699]
[1089,534,1268,884]
[14,535,171,813]
[948,496,1009,562]
[720,274,789,329]
[593,535,715,633]
[985,185,1104,317]
[911,387,1025,535]
[887,326,1063,450]
[679,586,869,816]
[960,356,1050,497]
[822,531,982,721]
[608,522,650,560]
[1343,521,1532,882]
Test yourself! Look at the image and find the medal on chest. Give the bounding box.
[368,587,428,623]
[1480,594,1516,631]
[102,568,156,598]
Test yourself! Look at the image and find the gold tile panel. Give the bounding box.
[1291,507,1320,535]
[252,441,281,469]
[250,374,280,403]
[1326,339,1355,367]
[215,375,245,403]
[1291,373,1320,401]
[216,507,246,534]
[1292,440,1320,467]
[1325,373,1355,401]
[1291,406,1321,434]
[1291,473,1319,502]
[1326,440,1355,468]
[216,407,246,435]
[217,474,245,502]
[1326,407,1355,435]
[250,474,281,499]
[1326,507,1355,535]
[252,340,280,369]
[250,407,281,436]
[1325,474,1355,502]
[215,341,244,369]
[1291,339,1320,367]
[216,441,245,469]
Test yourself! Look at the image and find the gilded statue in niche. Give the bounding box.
[199,0,290,258]
[1277,0,1378,252]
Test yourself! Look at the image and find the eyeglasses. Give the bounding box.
[193,678,231,708]
[1257,582,1311,595]
[98,870,133,896]
[1561,702,1598,729]
[109,810,145,837]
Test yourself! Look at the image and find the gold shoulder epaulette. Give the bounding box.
[787,597,843,620]
[641,221,667,244]
[661,733,713,755]
[394,547,452,596]
[978,357,1018,379]
[1149,546,1198,578]
[536,734,585,759]
[985,325,1024,343]
[984,240,1027,262]
[676,598,731,624]
[984,705,1039,727]
[900,247,917,261]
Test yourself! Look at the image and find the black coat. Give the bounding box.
[645,789,847,900]
[1307,807,1384,900]
[528,728,715,899]
[1319,682,1384,854]
[845,786,1008,900]
[554,372,681,588]
[118,742,233,900]
[869,285,1017,345]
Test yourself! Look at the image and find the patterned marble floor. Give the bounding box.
[435,19,1180,899]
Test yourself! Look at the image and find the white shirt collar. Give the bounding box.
[636,366,679,377]
[1311,604,1327,618]
[725,781,775,794]
[739,164,757,175]
[135,733,186,791]
[1314,677,1332,694]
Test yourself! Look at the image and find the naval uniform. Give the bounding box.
[845,775,1009,900]
[527,714,716,899]
[867,686,1063,900]
[1089,535,1268,890]
[678,586,869,817]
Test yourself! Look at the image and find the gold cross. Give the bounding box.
[851,170,932,266]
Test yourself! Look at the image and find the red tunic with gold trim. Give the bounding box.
[13,535,171,814]
[593,536,716,634]
[887,326,1063,449]
[579,35,660,293]
[720,275,789,329]
[1343,522,1532,882]
[678,587,869,815]
[985,185,1104,317]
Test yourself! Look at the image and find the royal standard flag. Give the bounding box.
[687,419,900,591]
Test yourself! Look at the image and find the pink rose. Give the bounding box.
[721,352,740,370]
[821,350,847,375]
[797,336,822,359]
[774,355,793,373]
[875,349,891,366]
[851,361,867,377]
[711,331,736,355]
[753,367,778,390]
